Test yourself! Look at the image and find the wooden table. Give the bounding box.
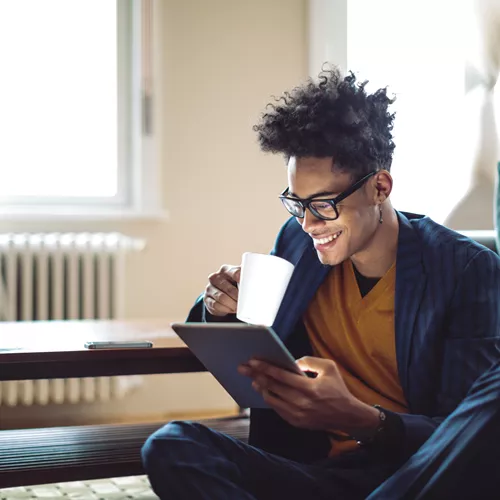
[0,320,250,488]
[0,319,206,381]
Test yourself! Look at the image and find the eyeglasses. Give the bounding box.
[279,171,377,221]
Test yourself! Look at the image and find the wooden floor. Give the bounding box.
[0,475,158,499]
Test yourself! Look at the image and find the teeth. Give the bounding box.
[315,232,341,245]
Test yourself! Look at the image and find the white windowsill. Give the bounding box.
[0,207,170,222]
[459,229,496,236]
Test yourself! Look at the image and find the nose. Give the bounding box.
[300,208,325,234]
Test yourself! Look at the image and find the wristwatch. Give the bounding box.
[354,405,388,447]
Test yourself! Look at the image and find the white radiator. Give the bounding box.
[0,232,145,406]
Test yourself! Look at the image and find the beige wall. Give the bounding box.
[0,0,308,428]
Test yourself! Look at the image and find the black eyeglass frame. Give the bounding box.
[279,170,378,221]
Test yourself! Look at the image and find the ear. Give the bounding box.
[372,170,393,203]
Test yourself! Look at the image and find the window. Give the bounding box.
[0,0,162,219]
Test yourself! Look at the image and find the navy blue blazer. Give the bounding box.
[187,211,500,463]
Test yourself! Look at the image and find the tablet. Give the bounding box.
[171,322,304,408]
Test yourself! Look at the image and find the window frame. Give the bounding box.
[0,0,165,221]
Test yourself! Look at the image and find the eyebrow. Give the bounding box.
[288,190,338,199]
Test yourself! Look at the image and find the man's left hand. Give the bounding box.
[238,356,378,435]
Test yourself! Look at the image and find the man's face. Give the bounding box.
[287,156,382,266]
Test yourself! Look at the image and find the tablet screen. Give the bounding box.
[171,322,304,408]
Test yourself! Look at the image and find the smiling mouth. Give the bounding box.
[313,231,342,245]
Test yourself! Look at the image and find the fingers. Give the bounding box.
[211,274,239,302]
[225,266,241,285]
[204,294,234,316]
[248,360,310,388]
[256,384,299,418]
[252,374,304,404]
[203,264,240,316]
[296,356,335,375]
[241,361,314,427]
[204,284,236,315]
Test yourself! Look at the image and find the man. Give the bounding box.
[141,66,500,499]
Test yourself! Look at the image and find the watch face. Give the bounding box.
[374,405,386,423]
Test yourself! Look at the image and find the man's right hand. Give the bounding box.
[204,265,241,316]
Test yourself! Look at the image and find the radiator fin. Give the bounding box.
[0,233,145,406]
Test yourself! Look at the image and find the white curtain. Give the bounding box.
[309,0,500,228]
[445,0,500,229]
[345,0,500,228]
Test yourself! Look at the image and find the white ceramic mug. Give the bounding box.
[236,252,295,326]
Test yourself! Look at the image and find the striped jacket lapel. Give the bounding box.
[273,243,330,341]
[395,212,427,405]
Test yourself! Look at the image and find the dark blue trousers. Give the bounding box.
[368,359,500,499]
[141,421,399,500]
[142,360,500,499]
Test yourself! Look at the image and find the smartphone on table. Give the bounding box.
[84,341,153,349]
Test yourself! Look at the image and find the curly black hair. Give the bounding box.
[253,65,396,178]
